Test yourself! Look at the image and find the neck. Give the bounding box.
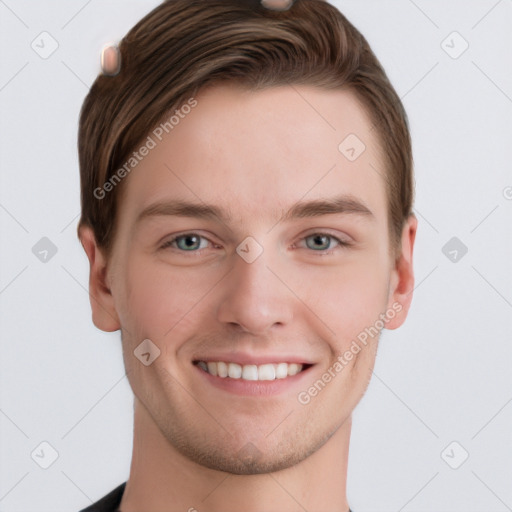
[119,398,351,512]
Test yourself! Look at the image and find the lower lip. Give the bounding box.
[193,363,314,396]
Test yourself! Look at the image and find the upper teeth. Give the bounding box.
[197,361,304,380]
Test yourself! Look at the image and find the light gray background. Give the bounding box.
[1,1,511,511]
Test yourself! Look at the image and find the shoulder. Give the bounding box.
[78,482,126,512]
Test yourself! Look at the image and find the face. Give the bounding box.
[82,83,416,474]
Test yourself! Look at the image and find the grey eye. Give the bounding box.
[305,234,334,251]
[175,234,203,251]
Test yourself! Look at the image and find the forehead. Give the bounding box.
[117,83,387,229]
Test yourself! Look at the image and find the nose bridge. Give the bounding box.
[215,242,293,334]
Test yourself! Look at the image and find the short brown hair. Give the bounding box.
[77,0,414,260]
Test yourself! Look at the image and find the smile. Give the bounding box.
[194,360,311,381]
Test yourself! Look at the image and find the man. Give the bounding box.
[77,0,417,510]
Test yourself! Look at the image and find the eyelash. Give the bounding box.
[159,232,351,256]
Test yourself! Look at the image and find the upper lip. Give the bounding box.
[192,353,315,366]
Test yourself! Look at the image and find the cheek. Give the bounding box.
[117,256,219,340]
[116,243,390,346]
[306,253,390,346]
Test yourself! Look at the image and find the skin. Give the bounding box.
[80,83,417,512]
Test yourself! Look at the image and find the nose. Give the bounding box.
[215,247,294,335]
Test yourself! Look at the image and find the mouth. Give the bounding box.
[193,360,314,381]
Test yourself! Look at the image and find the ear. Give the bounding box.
[385,214,418,330]
[78,225,120,332]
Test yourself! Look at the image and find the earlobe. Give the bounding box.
[385,214,418,330]
[78,226,121,332]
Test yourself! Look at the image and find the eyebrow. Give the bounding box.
[135,194,375,226]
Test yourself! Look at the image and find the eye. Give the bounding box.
[298,232,351,255]
[159,231,351,256]
[160,233,212,252]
